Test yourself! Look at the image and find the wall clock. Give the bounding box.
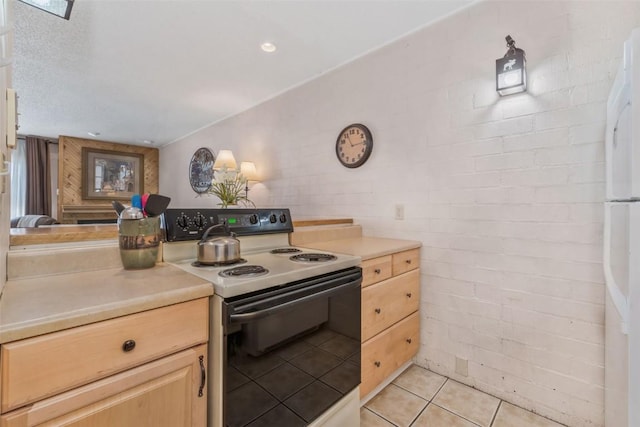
[189,147,215,194]
[336,123,373,168]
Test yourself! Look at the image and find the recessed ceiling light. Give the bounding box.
[143,140,154,145]
[260,42,277,53]
[87,131,100,137]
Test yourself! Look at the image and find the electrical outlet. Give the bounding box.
[455,357,468,377]
[394,204,404,220]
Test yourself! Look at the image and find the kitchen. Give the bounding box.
[1,1,639,427]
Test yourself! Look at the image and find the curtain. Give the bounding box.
[10,138,26,219]
[25,136,51,216]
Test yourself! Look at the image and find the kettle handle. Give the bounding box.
[200,223,227,242]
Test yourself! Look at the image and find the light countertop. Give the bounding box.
[0,263,213,344]
[300,236,421,260]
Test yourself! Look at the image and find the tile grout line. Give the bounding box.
[429,377,497,427]
[376,365,569,427]
[429,402,484,427]
[489,400,503,427]
[395,374,449,427]
[391,374,449,403]
[361,404,400,426]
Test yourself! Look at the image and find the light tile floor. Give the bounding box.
[361,365,566,427]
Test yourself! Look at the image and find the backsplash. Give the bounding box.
[7,243,121,280]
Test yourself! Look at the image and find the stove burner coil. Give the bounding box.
[191,259,247,268]
[219,265,269,278]
[289,253,338,262]
[270,248,303,254]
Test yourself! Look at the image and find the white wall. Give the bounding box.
[161,1,640,425]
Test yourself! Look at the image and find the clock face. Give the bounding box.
[336,123,373,168]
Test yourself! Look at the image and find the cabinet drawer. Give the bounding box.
[361,256,392,288]
[0,345,207,427]
[361,312,419,398]
[392,249,420,276]
[362,269,419,342]
[0,298,208,413]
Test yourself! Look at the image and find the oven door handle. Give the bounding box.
[228,279,360,323]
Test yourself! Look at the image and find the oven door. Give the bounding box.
[223,267,361,427]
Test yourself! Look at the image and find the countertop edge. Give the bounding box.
[0,283,213,344]
[300,236,422,261]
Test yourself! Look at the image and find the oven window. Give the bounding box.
[224,268,361,427]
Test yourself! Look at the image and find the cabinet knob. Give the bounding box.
[375,308,381,314]
[406,259,412,264]
[122,339,136,352]
[406,338,412,344]
[374,269,381,274]
[374,361,381,367]
[406,292,412,298]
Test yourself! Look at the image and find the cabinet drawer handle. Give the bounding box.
[374,269,381,274]
[406,292,412,298]
[198,355,206,397]
[122,339,136,352]
[375,308,381,314]
[406,338,412,344]
[374,361,381,367]
[405,259,412,264]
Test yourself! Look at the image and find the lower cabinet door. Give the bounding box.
[0,345,207,427]
[361,312,419,398]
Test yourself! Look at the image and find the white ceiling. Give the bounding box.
[14,0,474,146]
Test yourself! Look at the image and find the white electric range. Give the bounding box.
[162,208,362,427]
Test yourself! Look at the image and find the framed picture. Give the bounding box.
[82,148,144,200]
[189,147,215,194]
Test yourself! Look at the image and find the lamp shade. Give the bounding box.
[213,150,237,170]
[496,47,526,96]
[240,161,259,181]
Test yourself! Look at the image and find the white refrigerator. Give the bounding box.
[604,27,640,427]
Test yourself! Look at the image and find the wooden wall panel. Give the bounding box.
[58,136,159,223]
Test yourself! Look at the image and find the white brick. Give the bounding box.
[449,171,501,188]
[473,116,535,139]
[569,162,604,183]
[451,138,503,157]
[501,89,572,119]
[502,238,601,263]
[500,166,569,186]
[501,288,603,323]
[534,103,606,131]
[503,128,569,152]
[475,152,535,171]
[569,121,605,145]
[534,183,604,203]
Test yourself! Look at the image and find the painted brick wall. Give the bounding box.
[160,1,640,425]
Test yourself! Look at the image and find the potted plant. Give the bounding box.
[208,166,253,208]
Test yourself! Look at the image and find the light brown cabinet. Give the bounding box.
[0,298,209,427]
[360,249,420,398]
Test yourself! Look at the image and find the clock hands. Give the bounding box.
[345,133,368,147]
[345,134,355,147]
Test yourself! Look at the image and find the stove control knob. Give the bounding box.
[269,214,277,224]
[279,213,287,223]
[249,214,259,225]
[194,214,206,228]
[177,214,189,229]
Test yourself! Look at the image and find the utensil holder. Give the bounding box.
[118,216,161,269]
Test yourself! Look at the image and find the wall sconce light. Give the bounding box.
[240,161,259,198]
[496,35,526,96]
[18,0,74,20]
[213,150,238,170]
